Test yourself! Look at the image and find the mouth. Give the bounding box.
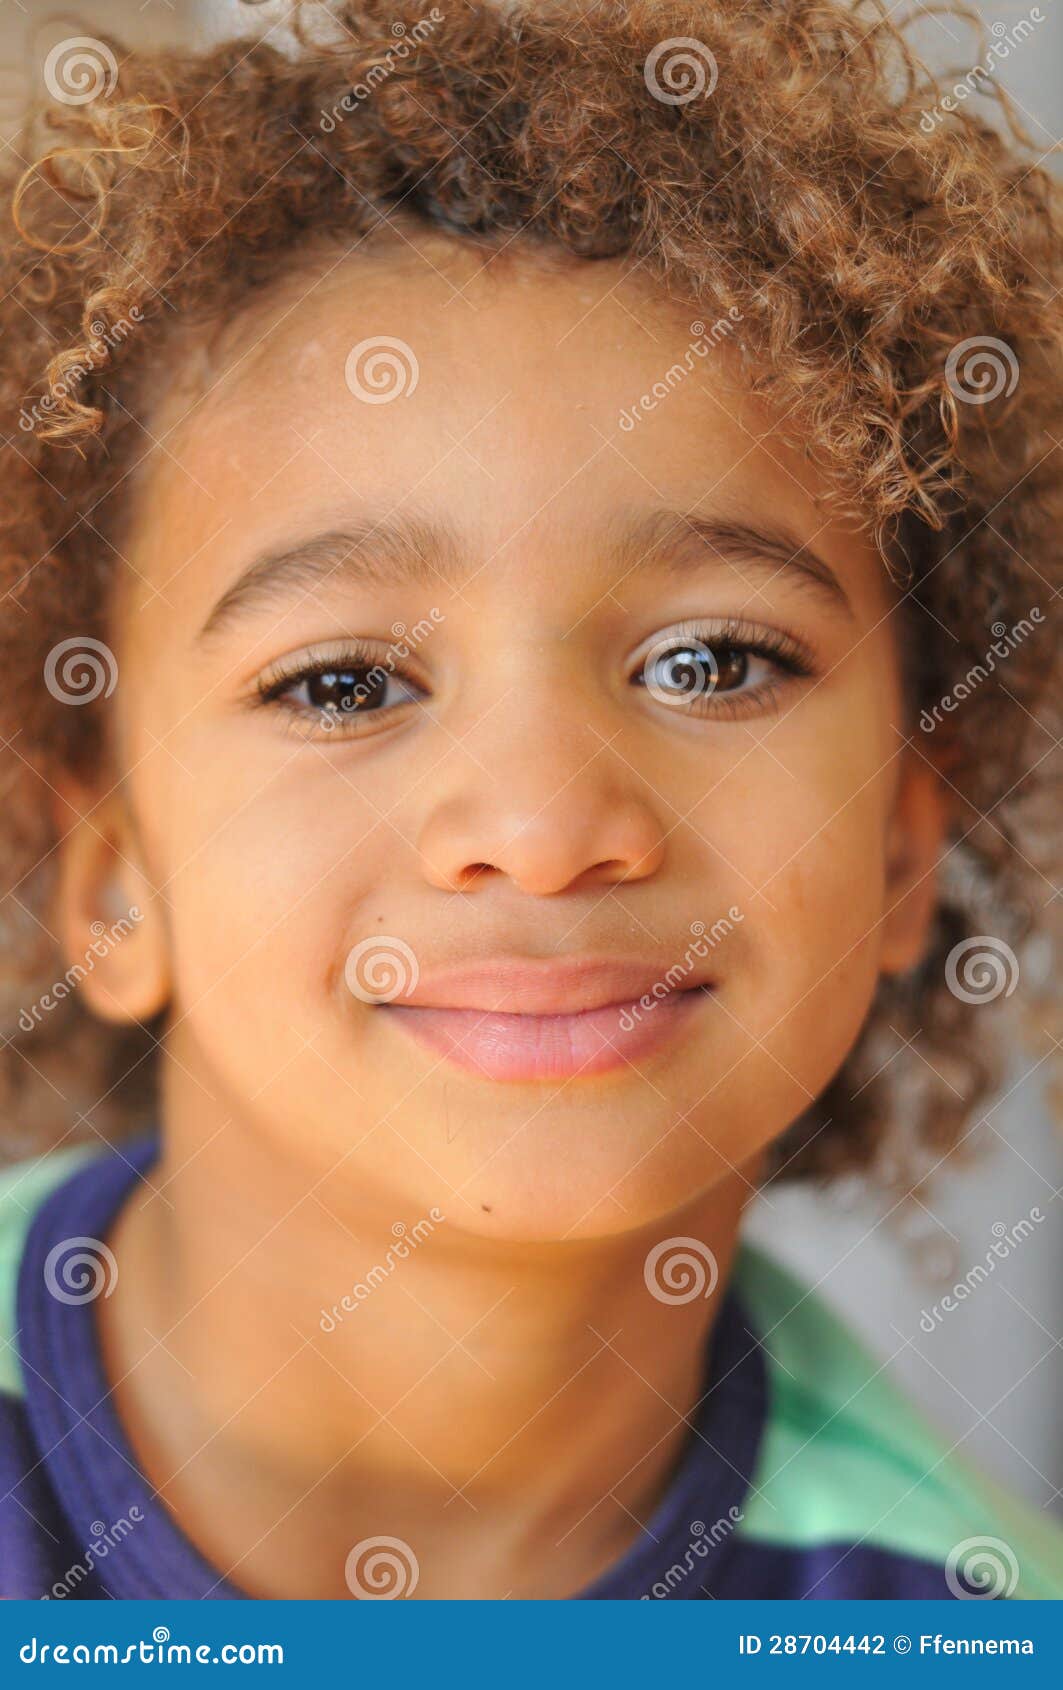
[373,959,713,1074]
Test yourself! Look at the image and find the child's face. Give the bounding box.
[69,231,944,1238]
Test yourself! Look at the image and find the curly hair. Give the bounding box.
[0,0,1059,1194]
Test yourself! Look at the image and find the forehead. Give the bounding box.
[149,227,716,436]
[117,225,882,611]
[139,216,750,441]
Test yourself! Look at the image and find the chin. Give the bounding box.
[442,1134,735,1246]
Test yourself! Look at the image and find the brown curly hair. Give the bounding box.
[0,0,1060,1193]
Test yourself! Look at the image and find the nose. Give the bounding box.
[416,717,667,898]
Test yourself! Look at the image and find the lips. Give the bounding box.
[385,955,714,1016]
[374,955,715,1082]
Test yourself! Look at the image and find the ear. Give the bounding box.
[879,747,951,977]
[50,779,171,1025]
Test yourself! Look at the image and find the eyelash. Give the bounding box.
[254,638,420,739]
[254,619,817,738]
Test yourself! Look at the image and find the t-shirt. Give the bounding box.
[2,1133,1062,1600]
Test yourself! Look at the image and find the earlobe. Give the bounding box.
[879,751,951,978]
[51,781,171,1025]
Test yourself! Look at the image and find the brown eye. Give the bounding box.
[305,666,386,716]
[655,643,749,695]
[707,646,748,691]
[632,622,815,720]
[639,640,749,700]
[258,647,426,735]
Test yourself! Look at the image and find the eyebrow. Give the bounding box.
[196,505,854,643]
[612,508,855,619]
[197,516,462,642]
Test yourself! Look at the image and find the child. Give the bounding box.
[1,0,1061,1600]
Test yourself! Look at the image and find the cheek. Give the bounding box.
[128,738,388,1061]
[682,715,894,1054]
[750,833,888,1035]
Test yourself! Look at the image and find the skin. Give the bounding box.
[54,222,948,1599]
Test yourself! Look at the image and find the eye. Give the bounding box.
[633,619,814,719]
[256,643,426,736]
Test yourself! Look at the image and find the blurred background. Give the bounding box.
[2,0,1061,1521]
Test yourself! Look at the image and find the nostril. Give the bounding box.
[463,864,494,885]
